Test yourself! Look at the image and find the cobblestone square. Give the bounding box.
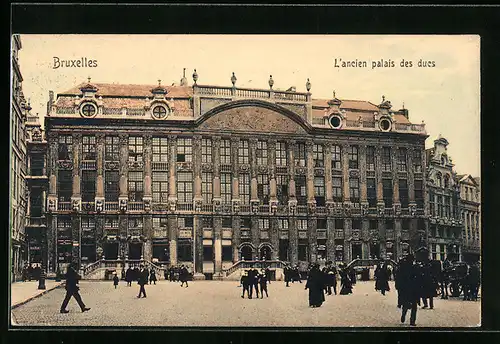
[11,280,480,327]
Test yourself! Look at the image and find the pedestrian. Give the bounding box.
[125,267,132,286]
[180,265,189,287]
[324,261,337,295]
[163,268,168,281]
[394,259,402,308]
[421,261,436,309]
[440,258,451,299]
[149,269,157,285]
[349,266,357,286]
[259,269,269,298]
[251,268,260,298]
[60,262,91,313]
[21,263,28,282]
[265,267,271,284]
[113,272,119,289]
[375,261,390,296]
[284,265,291,287]
[305,263,325,307]
[399,254,421,326]
[27,264,33,281]
[241,270,251,299]
[137,265,148,298]
[339,263,353,295]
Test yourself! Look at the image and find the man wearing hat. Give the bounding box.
[60,262,91,313]
[137,264,148,298]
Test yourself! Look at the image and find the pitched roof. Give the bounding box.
[312,98,379,111]
[59,82,193,98]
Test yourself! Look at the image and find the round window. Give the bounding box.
[329,115,342,129]
[379,118,391,131]
[152,105,168,119]
[80,103,97,117]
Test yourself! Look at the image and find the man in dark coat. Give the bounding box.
[399,254,421,326]
[248,268,259,298]
[375,262,390,295]
[259,269,269,298]
[265,267,272,284]
[125,267,132,286]
[241,270,251,298]
[284,265,291,287]
[137,265,148,298]
[60,262,91,313]
[149,269,157,285]
[421,261,436,309]
[293,266,302,283]
[339,263,353,295]
[323,262,337,295]
[305,264,325,307]
[180,265,189,287]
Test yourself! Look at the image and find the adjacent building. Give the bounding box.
[10,34,28,281]
[458,175,481,263]
[425,137,463,261]
[31,71,430,278]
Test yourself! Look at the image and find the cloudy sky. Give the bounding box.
[16,35,480,176]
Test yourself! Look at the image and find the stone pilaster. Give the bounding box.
[96,134,105,198]
[325,143,333,202]
[392,146,400,206]
[118,134,129,204]
[213,216,222,274]
[231,137,240,204]
[344,218,352,262]
[168,215,178,266]
[308,217,317,262]
[48,132,58,196]
[193,136,203,205]
[270,217,279,260]
[306,140,315,204]
[71,134,82,209]
[194,215,204,275]
[143,215,152,261]
[342,143,350,202]
[168,135,178,210]
[288,140,296,200]
[119,215,128,259]
[359,145,368,202]
[250,139,258,204]
[232,216,240,262]
[95,215,104,260]
[47,215,56,272]
[143,134,152,199]
[251,217,260,259]
[327,217,336,262]
[268,139,277,204]
[213,136,221,201]
[408,147,416,202]
[71,215,81,266]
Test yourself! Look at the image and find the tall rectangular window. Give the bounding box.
[349,177,360,203]
[413,149,422,173]
[81,170,96,202]
[332,176,343,202]
[331,145,342,170]
[58,135,73,160]
[30,154,44,176]
[276,175,289,204]
[105,136,120,161]
[238,139,249,164]
[366,146,375,171]
[176,137,192,162]
[177,172,193,203]
[128,171,144,201]
[220,139,231,164]
[437,195,443,217]
[278,218,289,230]
[367,178,377,207]
[414,180,424,208]
[382,147,391,171]
[201,138,212,164]
[297,219,308,230]
[256,140,268,165]
[295,175,307,205]
[399,179,409,208]
[239,174,250,204]
[314,176,325,206]
[398,147,407,172]
[382,179,393,208]
[348,145,359,169]
[152,137,169,162]
[57,170,72,202]
[276,141,288,166]
[152,171,169,203]
[128,136,143,162]
[313,144,324,168]
[201,172,213,203]
[259,218,270,230]
[294,142,307,167]
[82,136,96,160]
[105,170,119,202]
[220,173,232,204]
[429,190,435,217]
[257,174,270,205]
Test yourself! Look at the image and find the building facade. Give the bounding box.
[458,175,480,263]
[10,34,28,281]
[33,72,429,277]
[425,137,463,261]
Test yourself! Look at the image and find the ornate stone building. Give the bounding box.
[36,71,428,278]
[10,34,28,281]
[457,174,480,263]
[425,137,463,261]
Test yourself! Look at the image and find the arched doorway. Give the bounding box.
[259,245,272,260]
[241,245,253,261]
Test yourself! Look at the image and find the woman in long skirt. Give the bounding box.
[305,264,325,307]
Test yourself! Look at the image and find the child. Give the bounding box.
[113,272,119,289]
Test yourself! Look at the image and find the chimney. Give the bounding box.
[47,90,54,115]
[399,103,409,119]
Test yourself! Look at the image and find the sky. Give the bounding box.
[16,35,480,176]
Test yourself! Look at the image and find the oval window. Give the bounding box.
[152,105,168,119]
[80,103,97,117]
[329,115,342,129]
[379,118,391,131]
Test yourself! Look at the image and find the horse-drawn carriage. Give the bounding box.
[429,260,470,298]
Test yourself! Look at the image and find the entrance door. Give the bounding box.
[104,243,119,260]
[279,239,289,261]
[351,243,362,260]
[241,246,253,261]
[129,243,142,260]
[260,246,272,260]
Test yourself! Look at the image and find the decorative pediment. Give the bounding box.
[197,101,310,134]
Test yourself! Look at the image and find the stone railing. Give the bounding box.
[56,107,75,114]
[103,108,122,115]
[127,108,146,116]
[128,202,144,211]
[178,202,194,211]
[195,85,309,102]
[25,216,47,227]
[223,260,285,277]
[58,202,71,211]
[152,161,169,171]
[105,202,119,211]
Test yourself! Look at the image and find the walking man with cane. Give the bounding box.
[60,262,91,313]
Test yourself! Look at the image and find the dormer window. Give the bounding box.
[379,117,392,131]
[80,102,97,118]
[152,105,168,120]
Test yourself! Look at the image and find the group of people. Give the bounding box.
[124,266,157,287]
[21,263,42,282]
[283,265,302,287]
[240,267,271,299]
[164,265,191,286]
[303,261,355,308]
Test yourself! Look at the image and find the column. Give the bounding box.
[289,217,298,265]
[287,140,296,200]
[194,215,203,276]
[118,134,129,203]
[394,219,402,260]
[268,139,277,207]
[250,139,259,205]
[193,136,202,205]
[308,217,317,263]
[119,215,128,260]
[270,218,279,260]
[71,133,82,206]
[306,140,315,204]
[342,143,350,203]
[379,219,386,259]
[232,216,241,262]
[167,135,177,207]
[325,143,333,202]
[231,137,240,209]
[359,145,368,203]
[326,218,336,262]
[392,147,400,208]
[47,215,56,273]
[213,216,222,275]
[143,135,152,206]
[47,133,58,208]
[375,147,384,204]
[95,134,105,201]
[95,215,104,261]
[143,215,152,261]
[362,220,370,259]
[343,219,352,263]
[251,217,259,260]
[213,136,221,205]
[408,148,416,203]
[168,216,178,266]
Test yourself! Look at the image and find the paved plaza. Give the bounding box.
[11,280,480,327]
